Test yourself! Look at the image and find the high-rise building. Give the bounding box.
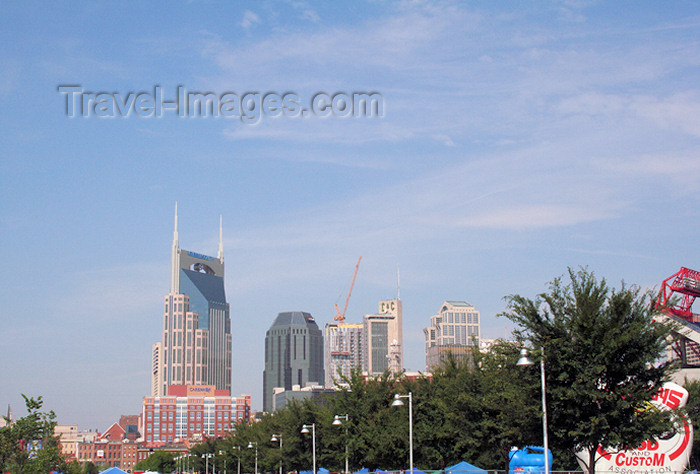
[152,205,232,396]
[363,299,403,375]
[263,311,324,412]
[324,322,364,387]
[423,300,481,371]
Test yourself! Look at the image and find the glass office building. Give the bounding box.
[152,207,232,396]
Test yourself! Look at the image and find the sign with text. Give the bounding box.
[576,382,693,474]
[187,385,215,396]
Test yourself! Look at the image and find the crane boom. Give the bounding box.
[334,256,362,323]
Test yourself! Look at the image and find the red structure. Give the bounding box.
[656,267,700,321]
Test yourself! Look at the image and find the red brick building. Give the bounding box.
[142,385,251,442]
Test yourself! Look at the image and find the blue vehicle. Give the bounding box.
[509,446,553,474]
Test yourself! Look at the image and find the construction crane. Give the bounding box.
[655,266,700,369]
[655,266,700,321]
[334,256,362,323]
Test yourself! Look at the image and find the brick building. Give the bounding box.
[142,384,251,442]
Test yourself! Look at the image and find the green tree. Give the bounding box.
[0,395,65,474]
[500,267,677,474]
[412,343,541,471]
[471,341,543,469]
[132,449,176,472]
[82,460,99,474]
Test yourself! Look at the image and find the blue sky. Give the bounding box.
[1,1,699,430]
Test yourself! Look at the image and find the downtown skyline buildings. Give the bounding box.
[324,298,404,388]
[149,207,480,416]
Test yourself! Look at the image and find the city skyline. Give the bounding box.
[1,2,699,431]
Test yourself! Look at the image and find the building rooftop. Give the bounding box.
[444,300,473,307]
[271,311,318,328]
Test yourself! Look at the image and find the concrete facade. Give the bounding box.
[424,300,481,370]
[324,322,364,388]
[363,299,403,375]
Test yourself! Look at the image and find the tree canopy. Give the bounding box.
[211,349,545,473]
[0,395,67,474]
[500,267,677,473]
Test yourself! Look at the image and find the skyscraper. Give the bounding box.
[324,322,364,387]
[423,300,480,371]
[151,205,232,396]
[263,311,324,412]
[363,299,403,375]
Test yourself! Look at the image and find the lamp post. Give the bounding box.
[517,347,550,474]
[247,442,258,474]
[271,434,283,474]
[301,423,316,474]
[332,414,349,474]
[219,450,227,474]
[391,393,413,474]
[202,453,214,474]
[233,445,241,474]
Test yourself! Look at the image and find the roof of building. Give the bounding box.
[444,300,473,307]
[271,311,318,328]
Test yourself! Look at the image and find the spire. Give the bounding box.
[170,202,180,294]
[217,214,224,261]
[173,202,179,246]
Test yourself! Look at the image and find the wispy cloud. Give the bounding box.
[240,10,260,30]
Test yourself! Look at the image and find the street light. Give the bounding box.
[301,423,316,474]
[271,434,283,474]
[219,450,227,474]
[332,414,349,474]
[233,445,241,474]
[517,347,550,474]
[391,393,413,474]
[247,442,258,474]
[202,453,214,474]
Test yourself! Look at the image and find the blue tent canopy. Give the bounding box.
[445,461,488,474]
[100,468,129,474]
[406,469,428,474]
[355,469,370,473]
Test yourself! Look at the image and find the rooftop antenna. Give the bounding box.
[397,265,401,300]
[217,214,224,261]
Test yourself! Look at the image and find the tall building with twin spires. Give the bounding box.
[151,205,232,397]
